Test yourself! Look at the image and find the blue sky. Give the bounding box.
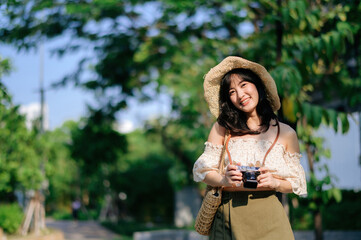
[1,39,94,129]
[0,37,170,132]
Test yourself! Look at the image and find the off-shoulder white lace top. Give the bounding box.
[193,138,307,196]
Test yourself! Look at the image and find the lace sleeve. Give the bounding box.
[193,142,223,182]
[284,152,307,197]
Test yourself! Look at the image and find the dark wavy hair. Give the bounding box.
[217,68,278,135]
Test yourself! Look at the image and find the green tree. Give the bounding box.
[68,109,127,211]
[41,120,79,213]
[0,55,48,234]
[247,1,360,239]
[0,56,44,200]
[109,128,176,222]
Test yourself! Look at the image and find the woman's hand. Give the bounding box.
[222,164,243,187]
[257,167,280,190]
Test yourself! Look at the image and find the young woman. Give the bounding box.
[193,56,307,240]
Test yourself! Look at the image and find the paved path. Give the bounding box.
[46,219,361,240]
[294,230,361,240]
[134,230,361,240]
[46,219,121,240]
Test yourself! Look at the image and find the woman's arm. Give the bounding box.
[204,165,243,187]
[203,123,242,187]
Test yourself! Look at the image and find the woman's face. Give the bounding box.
[228,74,259,115]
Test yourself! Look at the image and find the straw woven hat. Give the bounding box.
[203,56,281,117]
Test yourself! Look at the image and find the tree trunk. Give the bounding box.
[275,0,290,217]
[314,210,323,240]
[276,0,283,63]
[19,191,46,236]
[305,126,323,240]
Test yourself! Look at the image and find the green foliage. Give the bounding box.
[50,210,73,220]
[0,203,24,234]
[0,55,44,198]
[0,106,43,192]
[67,109,127,210]
[291,204,313,230]
[0,56,11,99]
[70,109,127,175]
[45,117,175,223]
[42,120,79,213]
[322,190,361,230]
[291,190,361,230]
[0,56,11,78]
[109,129,175,223]
[50,208,98,221]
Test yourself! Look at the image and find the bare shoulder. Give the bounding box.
[207,122,226,145]
[278,122,300,153]
[279,122,296,137]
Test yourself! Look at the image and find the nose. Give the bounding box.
[235,88,245,100]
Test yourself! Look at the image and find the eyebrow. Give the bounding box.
[229,79,245,89]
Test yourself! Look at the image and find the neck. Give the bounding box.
[246,112,261,131]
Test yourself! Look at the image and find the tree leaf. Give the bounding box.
[339,113,350,134]
[332,188,342,203]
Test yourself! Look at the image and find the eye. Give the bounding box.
[241,82,247,87]
[229,90,235,95]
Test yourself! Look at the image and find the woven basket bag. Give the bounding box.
[194,132,230,236]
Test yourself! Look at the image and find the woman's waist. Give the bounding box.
[223,186,274,192]
[221,189,276,200]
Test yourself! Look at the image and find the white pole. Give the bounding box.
[39,44,45,133]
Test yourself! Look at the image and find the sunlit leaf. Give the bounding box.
[339,113,350,134]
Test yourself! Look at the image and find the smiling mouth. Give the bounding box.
[240,98,250,106]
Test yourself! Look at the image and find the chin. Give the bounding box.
[240,105,257,113]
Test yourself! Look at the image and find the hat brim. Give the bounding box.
[203,56,280,117]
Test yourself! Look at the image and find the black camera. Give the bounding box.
[237,166,260,189]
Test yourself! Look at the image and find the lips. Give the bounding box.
[240,98,250,106]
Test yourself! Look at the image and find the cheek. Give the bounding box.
[248,86,259,98]
[229,95,238,105]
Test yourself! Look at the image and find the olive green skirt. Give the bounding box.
[210,191,294,240]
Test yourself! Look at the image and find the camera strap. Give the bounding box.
[262,120,280,166]
[225,120,280,166]
[225,131,232,164]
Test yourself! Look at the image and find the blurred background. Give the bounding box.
[0,1,361,240]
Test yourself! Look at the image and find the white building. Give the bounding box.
[19,102,49,131]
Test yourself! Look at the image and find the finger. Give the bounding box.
[263,172,274,179]
[226,165,238,172]
[259,167,269,174]
[229,170,243,177]
[230,176,243,182]
[258,177,265,183]
[257,173,269,181]
[258,178,269,184]
[258,180,270,188]
[228,170,242,176]
[260,171,272,177]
